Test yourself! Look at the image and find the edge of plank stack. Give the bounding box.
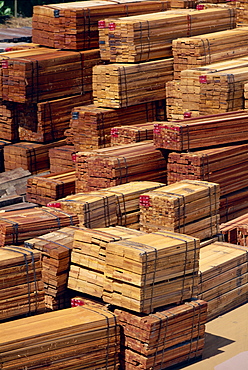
[49,145,75,173]
[110,122,154,146]
[220,211,248,245]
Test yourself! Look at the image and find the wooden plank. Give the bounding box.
[110,122,154,146]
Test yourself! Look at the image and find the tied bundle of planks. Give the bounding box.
[0,206,78,247]
[103,230,200,313]
[65,101,165,151]
[198,241,248,321]
[139,180,220,241]
[75,141,167,193]
[237,0,248,25]
[0,100,18,142]
[220,212,248,245]
[0,306,120,370]
[32,0,171,50]
[26,171,76,206]
[4,139,67,174]
[49,145,76,173]
[110,122,154,146]
[93,59,173,108]
[115,300,208,369]
[0,245,45,322]
[98,8,236,63]
[166,79,184,120]
[220,187,248,223]
[24,226,77,310]
[0,139,10,172]
[68,226,146,299]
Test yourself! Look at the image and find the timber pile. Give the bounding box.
[0,101,18,142]
[65,101,165,151]
[111,122,154,146]
[93,59,173,108]
[0,139,10,172]
[98,8,236,63]
[49,145,75,173]
[103,230,200,313]
[220,212,248,245]
[0,306,120,370]
[26,171,76,206]
[75,141,167,193]
[139,180,220,241]
[0,206,78,247]
[153,110,248,151]
[220,187,248,223]
[237,0,248,24]
[170,0,197,7]
[68,226,146,298]
[32,0,171,50]
[0,245,45,322]
[25,226,77,310]
[4,139,67,174]
[166,79,184,120]
[198,241,248,321]
[115,300,207,369]
[0,167,31,197]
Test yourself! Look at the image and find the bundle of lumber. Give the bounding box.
[220,187,248,223]
[0,100,18,142]
[68,226,146,298]
[98,8,236,63]
[139,180,220,241]
[0,206,78,247]
[237,0,248,25]
[4,139,66,174]
[220,212,248,245]
[111,122,154,146]
[198,241,248,321]
[0,167,31,197]
[103,230,200,313]
[171,0,197,8]
[173,27,248,79]
[49,145,75,173]
[115,300,207,369]
[167,143,248,196]
[153,110,248,151]
[0,245,45,322]
[75,141,167,192]
[25,226,77,310]
[166,79,184,120]
[65,101,165,151]
[0,306,120,370]
[93,59,173,108]
[0,139,10,172]
[32,0,171,50]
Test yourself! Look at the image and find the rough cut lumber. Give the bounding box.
[139,180,220,241]
[0,167,31,197]
[93,59,173,108]
[115,300,207,369]
[220,212,248,245]
[103,230,200,313]
[49,145,75,173]
[170,0,197,7]
[0,140,11,172]
[220,187,248,223]
[237,0,248,25]
[0,101,19,142]
[166,79,184,120]
[32,0,171,50]
[0,245,45,322]
[0,306,120,370]
[111,122,154,146]
[65,101,166,151]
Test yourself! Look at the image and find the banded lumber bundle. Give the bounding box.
[139,180,220,240]
[115,300,207,369]
[153,110,248,151]
[111,122,154,146]
[75,141,167,192]
[0,245,45,322]
[166,79,184,120]
[171,0,196,7]
[0,100,18,142]
[65,101,165,151]
[220,212,248,245]
[93,59,173,108]
[26,171,76,206]
[32,0,170,50]
[99,8,236,63]
[68,226,146,298]
[167,143,248,196]
[198,241,248,320]
[0,167,31,196]
[237,0,248,24]
[0,206,78,247]
[4,139,67,174]
[103,230,200,313]
[49,145,76,173]
[0,306,120,370]
[220,187,248,223]
[0,139,10,172]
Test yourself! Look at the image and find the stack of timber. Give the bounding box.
[172,27,248,79]
[115,300,208,369]
[166,79,184,120]
[111,122,154,146]
[139,180,220,241]
[26,171,76,206]
[32,0,171,50]
[220,212,248,245]
[170,0,197,8]
[93,59,173,108]
[0,245,45,322]
[98,8,236,63]
[0,306,120,370]
[75,141,167,193]
[237,0,248,25]
[0,167,31,197]
[0,101,18,142]
[68,226,146,299]
[49,145,76,173]
[198,241,248,321]
[25,226,77,310]
[0,139,10,172]
[65,101,165,151]
[0,206,78,247]
[4,139,67,174]
[220,187,248,222]
[103,230,200,313]
[243,81,248,109]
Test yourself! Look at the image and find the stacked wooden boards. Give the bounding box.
[49,145,75,173]
[32,0,171,50]
[237,0,248,25]
[0,101,18,142]
[115,300,207,369]
[166,79,185,120]
[0,245,45,322]
[220,212,248,245]
[111,122,154,146]
[139,180,220,240]
[220,187,248,223]
[0,306,120,370]
[0,139,10,172]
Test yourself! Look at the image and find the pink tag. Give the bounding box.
[199,75,207,84]
[47,202,61,208]
[184,112,192,119]
[109,22,116,31]
[98,20,106,29]
[111,128,119,137]
[2,60,8,69]
[196,4,204,10]
[71,153,77,163]
[153,124,162,134]
[140,195,151,208]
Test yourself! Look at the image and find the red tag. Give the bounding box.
[108,22,116,31]
[98,20,106,29]
[140,195,151,208]
[184,112,192,119]
[47,202,61,208]
[199,75,207,84]
[196,4,204,10]
[2,60,8,69]
[153,124,162,134]
[71,153,77,163]
[5,47,12,52]
[71,298,84,307]
[111,128,119,137]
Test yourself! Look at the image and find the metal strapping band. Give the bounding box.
[112,190,127,226]
[180,240,188,303]
[0,217,18,244]
[103,195,111,227]
[150,313,163,369]
[191,238,198,297]
[139,21,143,62]
[187,15,192,37]
[27,236,72,251]
[84,201,91,228]
[187,301,203,359]
[147,20,151,62]
[121,66,128,107]
[116,156,128,184]
[87,9,91,49]
[100,112,106,148]
[41,208,61,228]
[158,312,170,369]
[149,246,158,313]
[186,124,190,151]
[125,4,129,16]
[80,52,85,95]
[187,301,196,361]
[47,101,55,141]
